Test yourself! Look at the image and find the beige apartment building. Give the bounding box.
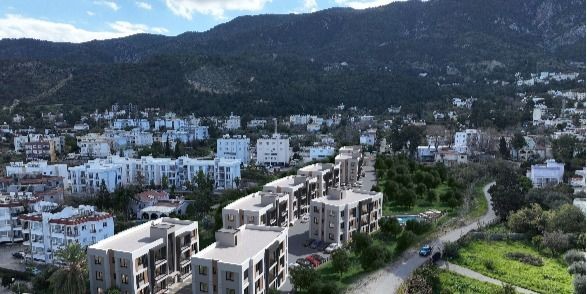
[335,146,363,186]
[296,162,340,197]
[263,175,318,224]
[222,191,289,229]
[87,218,199,294]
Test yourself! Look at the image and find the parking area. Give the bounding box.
[0,243,28,272]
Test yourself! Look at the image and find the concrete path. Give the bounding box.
[438,261,539,294]
[346,182,497,294]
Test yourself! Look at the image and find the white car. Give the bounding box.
[324,243,340,253]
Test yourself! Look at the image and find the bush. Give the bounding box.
[542,230,571,254]
[501,283,516,294]
[405,220,432,235]
[504,252,543,266]
[442,241,460,260]
[573,274,585,294]
[564,250,586,265]
[483,260,495,271]
[568,261,586,275]
[396,230,416,252]
[359,244,392,271]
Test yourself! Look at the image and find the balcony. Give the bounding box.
[154,257,167,267]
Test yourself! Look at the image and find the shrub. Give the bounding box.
[405,220,432,235]
[483,260,495,271]
[573,274,585,294]
[442,241,460,260]
[396,230,416,252]
[568,261,586,275]
[504,252,543,266]
[564,250,586,265]
[359,244,392,271]
[542,230,571,254]
[501,283,516,294]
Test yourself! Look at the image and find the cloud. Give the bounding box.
[135,1,152,10]
[93,1,120,11]
[86,11,95,16]
[302,0,318,12]
[0,14,167,43]
[164,0,271,20]
[335,0,398,9]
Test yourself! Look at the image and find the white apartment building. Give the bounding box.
[310,188,382,245]
[6,161,69,187]
[224,113,241,130]
[359,129,377,146]
[14,134,63,153]
[222,191,289,229]
[192,225,288,294]
[247,119,267,128]
[20,205,114,264]
[88,218,199,294]
[217,135,250,166]
[263,175,318,224]
[289,114,311,126]
[297,163,340,198]
[0,193,30,243]
[78,133,113,158]
[335,146,363,186]
[256,134,290,167]
[154,117,187,130]
[308,146,336,161]
[454,129,480,154]
[69,162,122,194]
[112,119,150,131]
[527,159,565,188]
[104,129,154,149]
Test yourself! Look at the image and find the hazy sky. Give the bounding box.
[0,0,398,43]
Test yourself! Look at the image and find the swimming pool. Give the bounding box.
[395,215,424,225]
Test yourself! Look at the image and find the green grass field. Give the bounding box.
[438,270,504,294]
[453,241,573,294]
[467,181,489,219]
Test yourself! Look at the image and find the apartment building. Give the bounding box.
[6,161,69,187]
[20,205,114,264]
[263,175,318,224]
[69,162,122,194]
[454,129,480,154]
[256,134,290,167]
[308,146,336,161]
[222,191,289,229]
[192,225,288,294]
[217,135,250,166]
[24,141,53,161]
[335,146,363,186]
[14,134,64,153]
[88,218,199,294]
[527,159,565,188]
[359,129,377,146]
[78,134,113,158]
[297,163,340,198]
[0,192,34,243]
[224,113,241,130]
[309,188,382,245]
[112,118,151,131]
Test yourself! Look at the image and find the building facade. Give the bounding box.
[297,163,340,198]
[256,134,290,167]
[527,159,565,188]
[263,175,318,224]
[335,146,363,186]
[222,191,289,229]
[217,135,250,166]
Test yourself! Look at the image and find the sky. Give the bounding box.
[0,0,398,43]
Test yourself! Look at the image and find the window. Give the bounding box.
[329,233,334,240]
[94,256,102,265]
[121,274,128,284]
[120,258,128,268]
[313,217,318,224]
[247,216,255,223]
[256,261,263,274]
[243,269,248,280]
[96,271,103,281]
[329,222,334,228]
[199,283,208,292]
[227,215,235,222]
[198,265,208,275]
[103,222,107,227]
[226,289,236,294]
[313,206,319,213]
[226,271,235,281]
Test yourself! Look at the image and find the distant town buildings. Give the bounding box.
[217,134,250,166]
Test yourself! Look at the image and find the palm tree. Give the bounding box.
[49,242,88,294]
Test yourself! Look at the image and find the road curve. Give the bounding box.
[346,182,496,294]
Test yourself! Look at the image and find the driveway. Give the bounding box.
[346,182,496,294]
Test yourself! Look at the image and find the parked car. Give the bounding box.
[324,243,340,253]
[419,245,433,257]
[310,240,320,249]
[296,258,312,268]
[319,242,329,251]
[301,215,309,223]
[305,255,320,267]
[12,252,25,259]
[311,254,326,264]
[303,239,313,247]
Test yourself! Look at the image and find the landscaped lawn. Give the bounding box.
[453,241,573,294]
[438,270,503,294]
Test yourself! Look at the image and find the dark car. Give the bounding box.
[296,258,312,268]
[319,242,329,251]
[419,245,433,257]
[310,240,320,249]
[12,252,25,259]
[303,239,313,247]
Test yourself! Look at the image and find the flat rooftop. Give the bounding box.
[314,189,380,206]
[265,175,303,188]
[298,163,330,173]
[195,226,284,265]
[224,192,280,212]
[90,218,195,252]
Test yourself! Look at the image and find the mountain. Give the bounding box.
[0,0,584,116]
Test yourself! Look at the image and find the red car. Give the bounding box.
[305,255,320,267]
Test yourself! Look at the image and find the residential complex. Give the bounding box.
[217,135,250,166]
[222,191,289,229]
[263,175,317,224]
[297,163,340,197]
[20,205,114,264]
[309,188,383,245]
[88,218,199,294]
[192,225,288,294]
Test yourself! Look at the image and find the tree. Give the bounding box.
[525,186,573,209]
[49,243,88,294]
[308,281,340,294]
[379,217,402,236]
[331,249,351,278]
[545,204,585,234]
[351,232,372,254]
[489,167,530,220]
[360,244,392,270]
[499,137,509,159]
[164,138,171,156]
[289,266,317,292]
[511,133,526,160]
[507,204,544,235]
[573,274,586,294]
[96,179,111,210]
[396,230,416,252]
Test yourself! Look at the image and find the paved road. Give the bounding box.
[437,261,538,294]
[0,243,27,272]
[346,182,496,294]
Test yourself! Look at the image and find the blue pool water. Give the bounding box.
[395,215,424,225]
